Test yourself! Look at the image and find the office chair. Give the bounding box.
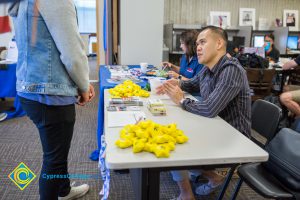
[231,99,283,199]
[246,68,276,102]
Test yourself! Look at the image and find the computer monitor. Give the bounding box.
[232,36,245,48]
[253,36,265,48]
[287,36,299,50]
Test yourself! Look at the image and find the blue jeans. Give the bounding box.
[171,170,202,182]
[19,97,75,200]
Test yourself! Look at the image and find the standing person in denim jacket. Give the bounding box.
[9,1,95,200]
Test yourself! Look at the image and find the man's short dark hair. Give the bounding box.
[199,26,228,45]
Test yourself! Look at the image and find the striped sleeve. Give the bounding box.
[180,68,202,93]
[182,65,242,118]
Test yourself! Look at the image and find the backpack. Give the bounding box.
[234,53,269,69]
[263,128,300,197]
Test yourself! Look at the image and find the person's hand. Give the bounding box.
[77,84,95,106]
[161,61,172,69]
[268,58,275,64]
[156,79,179,95]
[168,71,179,79]
[156,84,165,95]
[162,81,184,105]
[167,78,180,86]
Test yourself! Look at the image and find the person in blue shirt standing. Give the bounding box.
[162,30,203,81]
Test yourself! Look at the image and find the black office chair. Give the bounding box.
[231,99,282,199]
[251,99,282,147]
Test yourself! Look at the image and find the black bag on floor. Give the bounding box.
[263,128,300,198]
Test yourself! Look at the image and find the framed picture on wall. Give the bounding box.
[239,8,256,29]
[283,10,299,31]
[209,11,231,29]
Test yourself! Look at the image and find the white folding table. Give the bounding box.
[104,90,268,200]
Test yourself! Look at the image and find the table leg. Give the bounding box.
[147,168,160,200]
[230,178,243,200]
[130,168,160,200]
[217,165,237,200]
[130,169,147,200]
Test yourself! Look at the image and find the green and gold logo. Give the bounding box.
[8,162,36,190]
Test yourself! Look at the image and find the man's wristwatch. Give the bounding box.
[178,75,182,80]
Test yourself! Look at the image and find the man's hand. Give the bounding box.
[168,71,179,79]
[162,81,184,105]
[156,79,179,95]
[77,84,95,106]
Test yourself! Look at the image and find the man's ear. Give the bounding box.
[216,38,223,50]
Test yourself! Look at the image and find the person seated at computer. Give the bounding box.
[162,30,203,81]
[280,55,300,118]
[264,33,280,63]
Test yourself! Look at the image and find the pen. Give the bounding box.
[134,113,144,124]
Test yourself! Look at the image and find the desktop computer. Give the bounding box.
[253,35,265,48]
[287,36,299,50]
[232,36,245,48]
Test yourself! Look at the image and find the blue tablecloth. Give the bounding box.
[0,63,25,120]
[90,65,148,161]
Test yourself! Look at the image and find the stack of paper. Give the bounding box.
[107,111,146,127]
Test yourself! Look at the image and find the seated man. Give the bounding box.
[157,26,251,200]
[280,55,300,118]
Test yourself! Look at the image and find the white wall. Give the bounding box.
[0,4,14,48]
[120,0,164,66]
[0,32,13,48]
[96,0,105,65]
[164,0,300,30]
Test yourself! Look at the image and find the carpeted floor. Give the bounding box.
[0,58,266,200]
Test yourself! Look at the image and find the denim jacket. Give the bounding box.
[9,0,89,96]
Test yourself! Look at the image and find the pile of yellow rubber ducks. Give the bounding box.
[109,80,150,98]
[115,120,189,158]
